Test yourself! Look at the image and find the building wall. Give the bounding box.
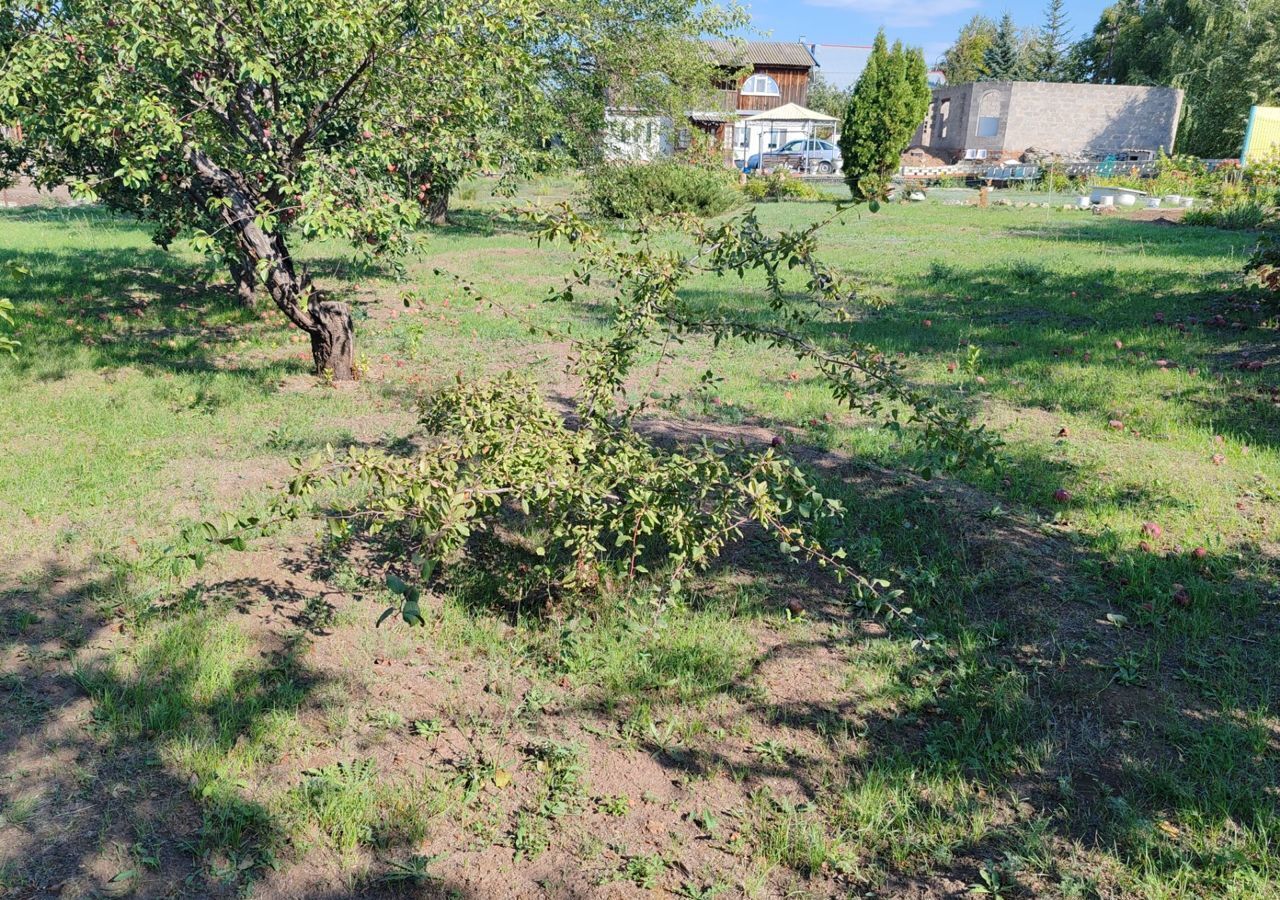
[721,66,810,113]
[912,82,1183,162]
[603,111,673,162]
[1005,82,1181,158]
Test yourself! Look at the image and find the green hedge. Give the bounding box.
[583,160,743,219]
[742,170,829,202]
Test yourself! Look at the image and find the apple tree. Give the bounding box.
[0,0,559,379]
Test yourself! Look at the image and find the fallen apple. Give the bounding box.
[1053,488,1072,503]
[1141,521,1163,539]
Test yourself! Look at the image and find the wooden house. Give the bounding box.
[605,40,828,166]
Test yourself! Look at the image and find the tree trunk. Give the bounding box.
[309,299,354,380]
[188,146,357,380]
[426,185,449,226]
[230,257,257,308]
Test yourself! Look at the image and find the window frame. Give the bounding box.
[741,73,781,97]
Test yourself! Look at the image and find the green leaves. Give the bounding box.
[1,0,567,274]
[171,199,994,639]
[382,573,426,627]
[0,298,19,356]
[838,31,930,203]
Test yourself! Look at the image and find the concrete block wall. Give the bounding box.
[1005,82,1182,158]
[912,82,1184,162]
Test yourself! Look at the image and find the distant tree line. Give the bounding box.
[935,0,1280,157]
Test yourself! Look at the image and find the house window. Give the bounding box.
[734,125,748,147]
[937,99,950,140]
[975,90,1002,139]
[742,74,781,97]
[675,127,692,150]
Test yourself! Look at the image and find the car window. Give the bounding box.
[818,141,834,151]
[781,140,804,151]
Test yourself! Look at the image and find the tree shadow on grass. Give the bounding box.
[66,402,1267,896]
[509,417,1279,896]
[0,560,336,897]
[676,243,1280,458]
[0,212,400,385]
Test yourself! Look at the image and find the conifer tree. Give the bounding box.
[1031,0,1071,81]
[983,13,1026,80]
[838,31,932,201]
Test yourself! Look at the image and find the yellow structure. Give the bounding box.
[1242,105,1280,163]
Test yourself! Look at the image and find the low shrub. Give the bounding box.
[1184,199,1274,230]
[1246,234,1280,293]
[582,160,743,219]
[742,170,828,203]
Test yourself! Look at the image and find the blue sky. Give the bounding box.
[740,0,1111,86]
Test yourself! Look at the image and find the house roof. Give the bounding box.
[742,102,837,123]
[705,40,818,70]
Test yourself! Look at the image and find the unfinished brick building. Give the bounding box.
[908,81,1184,164]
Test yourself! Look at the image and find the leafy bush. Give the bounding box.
[742,170,828,203]
[582,160,743,219]
[188,206,997,627]
[1184,199,1273,230]
[1246,235,1280,294]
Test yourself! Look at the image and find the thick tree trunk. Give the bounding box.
[426,186,449,226]
[188,146,357,380]
[309,299,354,380]
[230,257,257,308]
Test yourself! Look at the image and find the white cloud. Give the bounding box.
[804,0,980,28]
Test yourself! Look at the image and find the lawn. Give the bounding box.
[1,185,1277,899]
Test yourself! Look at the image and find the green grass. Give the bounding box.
[2,185,1278,898]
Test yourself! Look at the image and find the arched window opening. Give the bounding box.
[741,74,781,97]
[976,90,1002,138]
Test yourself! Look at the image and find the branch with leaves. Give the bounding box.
[182,206,998,630]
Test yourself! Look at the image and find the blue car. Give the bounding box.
[744,138,841,175]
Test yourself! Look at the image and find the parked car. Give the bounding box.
[743,139,841,175]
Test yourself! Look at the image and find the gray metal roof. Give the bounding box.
[705,40,818,69]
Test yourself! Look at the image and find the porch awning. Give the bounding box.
[741,103,837,124]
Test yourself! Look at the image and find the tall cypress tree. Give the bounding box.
[983,13,1026,80]
[838,31,932,202]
